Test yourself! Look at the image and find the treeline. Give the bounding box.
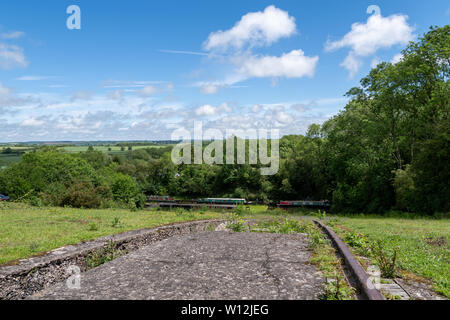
[0,26,448,214]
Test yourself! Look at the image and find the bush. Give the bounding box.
[111,174,140,205]
[0,150,97,200]
[61,180,105,209]
[234,205,246,216]
[393,165,415,212]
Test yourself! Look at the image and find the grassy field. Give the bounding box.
[0,147,34,168]
[0,203,224,265]
[0,203,304,265]
[58,145,170,153]
[0,154,23,167]
[324,216,450,298]
[0,144,173,167]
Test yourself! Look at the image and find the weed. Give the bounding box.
[371,240,398,278]
[87,222,99,231]
[111,217,123,228]
[343,231,372,256]
[320,272,353,300]
[227,218,248,232]
[382,291,403,300]
[85,241,126,269]
[252,218,311,234]
[198,205,208,214]
[29,241,39,253]
[234,205,246,216]
[174,207,185,216]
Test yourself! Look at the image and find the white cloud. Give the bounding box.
[237,49,318,79]
[391,53,404,64]
[71,90,92,100]
[204,5,296,51]
[20,118,44,127]
[198,6,318,93]
[195,103,232,116]
[325,13,414,76]
[0,82,39,109]
[1,31,25,39]
[273,110,293,125]
[0,43,28,69]
[0,82,13,96]
[195,104,216,116]
[370,57,381,69]
[291,103,310,113]
[251,104,261,113]
[107,90,122,100]
[138,85,157,96]
[200,84,220,95]
[101,80,168,89]
[16,75,51,81]
[194,50,318,94]
[166,83,174,91]
[340,52,362,78]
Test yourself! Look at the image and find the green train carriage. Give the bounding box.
[197,198,246,205]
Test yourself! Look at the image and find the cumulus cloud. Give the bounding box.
[195,104,216,116]
[0,82,13,96]
[138,85,157,96]
[237,49,318,79]
[0,43,28,69]
[204,5,296,51]
[273,110,293,126]
[200,84,220,95]
[291,103,311,113]
[20,118,44,127]
[251,104,261,113]
[0,82,38,109]
[1,90,345,142]
[71,90,93,100]
[325,13,414,76]
[339,52,362,78]
[391,53,404,64]
[198,6,317,93]
[370,57,381,69]
[195,103,232,116]
[107,90,123,100]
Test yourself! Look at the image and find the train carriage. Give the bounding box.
[278,200,330,210]
[197,198,246,205]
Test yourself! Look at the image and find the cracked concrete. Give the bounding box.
[30,232,325,300]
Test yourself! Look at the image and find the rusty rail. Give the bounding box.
[314,220,385,300]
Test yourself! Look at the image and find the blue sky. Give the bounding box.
[0,0,448,142]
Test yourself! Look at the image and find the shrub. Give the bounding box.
[393,165,415,212]
[371,240,398,278]
[111,173,141,206]
[234,205,246,216]
[61,180,104,209]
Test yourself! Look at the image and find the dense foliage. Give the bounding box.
[0,26,448,214]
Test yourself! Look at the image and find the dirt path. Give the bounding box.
[30,231,325,300]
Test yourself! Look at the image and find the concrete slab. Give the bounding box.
[30,232,325,300]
